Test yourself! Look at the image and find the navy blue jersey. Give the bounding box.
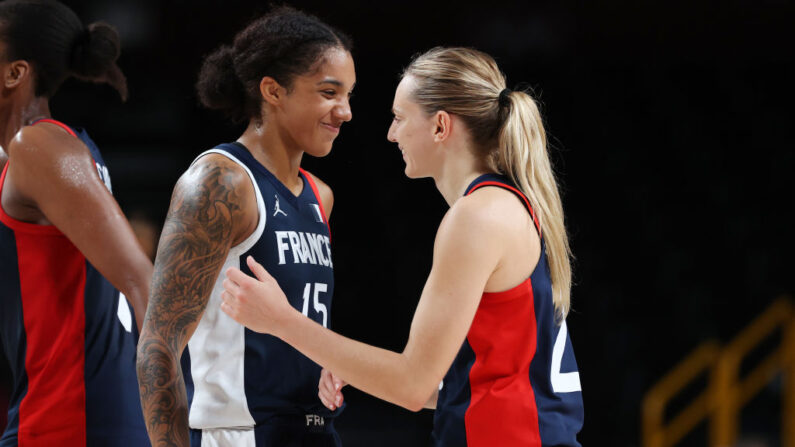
[431,173,583,447]
[0,119,148,446]
[184,142,339,430]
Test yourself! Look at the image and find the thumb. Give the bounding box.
[247,256,271,282]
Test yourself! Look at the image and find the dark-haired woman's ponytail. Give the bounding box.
[196,45,249,123]
[70,22,128,101]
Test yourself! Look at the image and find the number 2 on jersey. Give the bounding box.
[301,282,328,327]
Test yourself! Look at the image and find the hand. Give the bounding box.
[221,256,294,335]
[318,368,346,411]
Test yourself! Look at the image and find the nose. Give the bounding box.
[334,98,352,123]
[387,120,397,142]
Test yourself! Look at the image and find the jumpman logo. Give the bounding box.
[273,195,287,217]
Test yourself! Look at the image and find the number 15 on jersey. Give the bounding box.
[301,282,328,328]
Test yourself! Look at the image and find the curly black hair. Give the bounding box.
[196,6,352,123]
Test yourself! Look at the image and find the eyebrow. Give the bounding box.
[317,78,342,87]
[317,78,356,91]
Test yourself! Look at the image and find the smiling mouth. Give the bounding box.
[321,123,340,133]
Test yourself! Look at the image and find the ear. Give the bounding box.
[432,110,452,143]
[4,60,31,90]
[259,76,285,106]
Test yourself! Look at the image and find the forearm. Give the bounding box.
[120,262,153,332]
[278,311,437,411]
[136,333,191,447]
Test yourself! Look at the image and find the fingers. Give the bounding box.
[318,369,344,410]
[331,372,346,391]
[225,266,252,287]
[246,256,271,282]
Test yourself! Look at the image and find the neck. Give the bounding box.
[237,118,304,192]
[432,145,493,207]
[0,96,50,150]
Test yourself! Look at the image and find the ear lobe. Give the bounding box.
[259,76,284,106]
[433,110,452,143]
[4,61,30,90]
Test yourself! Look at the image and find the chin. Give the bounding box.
[304,143,334,158]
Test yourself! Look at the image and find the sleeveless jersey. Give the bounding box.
[183,142,338,429]
[431,173,583,447]
[0,119,148,446]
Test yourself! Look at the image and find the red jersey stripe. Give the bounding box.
[299,168,331,241]
[16,231,87,445]
[33,119,77,138]
[464,278,543,446]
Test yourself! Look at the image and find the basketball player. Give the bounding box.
[135,7,354,447]
[221,47,584,446]
[0,1,151,445]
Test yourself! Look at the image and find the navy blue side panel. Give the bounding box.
[528,247,584,446]
[189,428,201,447]
[0,225,25,445]
[182,350,194,410]
[431,340,475,447]
[83,263,149,445]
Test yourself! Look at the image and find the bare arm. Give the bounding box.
[6,124,152,330]
[222,197,504,411]
[136,155,255,446]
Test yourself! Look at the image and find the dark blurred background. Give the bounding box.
[1,0,793,445]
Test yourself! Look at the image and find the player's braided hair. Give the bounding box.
[0,0,128,100]
[196,6,352,123]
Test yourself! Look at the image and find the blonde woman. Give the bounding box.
[220,47,583,446]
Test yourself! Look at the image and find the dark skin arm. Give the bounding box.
[136,154,256,447]
[3,123,152,330]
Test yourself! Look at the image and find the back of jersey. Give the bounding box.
[0,120,147,446]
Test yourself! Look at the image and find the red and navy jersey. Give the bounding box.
[431,173,583,447]
[181,142,338,433]
[0,120,148,446]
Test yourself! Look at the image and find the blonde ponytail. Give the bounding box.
[498,91,572,318]
[404,47,573,319]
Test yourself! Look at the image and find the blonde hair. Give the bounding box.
[404,47,573,319]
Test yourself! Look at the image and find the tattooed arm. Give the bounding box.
[136,154,257,446]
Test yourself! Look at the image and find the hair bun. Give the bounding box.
[196,45,248,122]
[71,23,119,76]
[70,22,128,100]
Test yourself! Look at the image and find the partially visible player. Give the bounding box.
[0,0,151,445]
[135,7,354,447]
[221,47,584,446]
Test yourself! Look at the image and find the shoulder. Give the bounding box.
[302,170,334,218]
[436,186,533,253]
[167,152,259,244]
[6,123,97,193]
[178,152,253,194]
[9,122,88,164]
[443,187,520,235]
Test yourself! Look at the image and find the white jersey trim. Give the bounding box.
[186,148,267,429]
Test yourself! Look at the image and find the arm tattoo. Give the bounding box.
[136,161,246,447]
